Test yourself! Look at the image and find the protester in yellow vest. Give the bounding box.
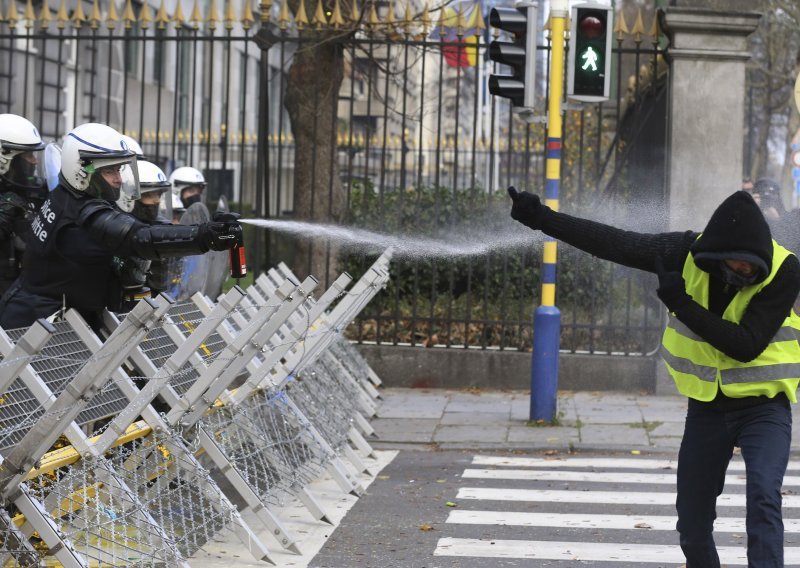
[508,188,800,568]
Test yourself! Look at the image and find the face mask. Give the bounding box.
[719,261,759,289]
[132,201,159,222]
[181,193,202,208]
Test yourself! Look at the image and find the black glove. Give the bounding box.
[654,257,690,310]
[212,210,241,223]
[198,221,243,251]
[508,186,548,230]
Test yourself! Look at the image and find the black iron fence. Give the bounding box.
[0,0,668,354]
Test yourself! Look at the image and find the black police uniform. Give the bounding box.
[0,179,47,294]
[0,182,235,330]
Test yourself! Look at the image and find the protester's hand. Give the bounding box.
[508,186,548,230]
[654,257,690,310]
[198,221,242,251]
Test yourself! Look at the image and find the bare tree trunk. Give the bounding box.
[284,36,346,285]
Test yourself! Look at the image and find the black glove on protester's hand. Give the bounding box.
[654,257,690,310]
[508,186,548,230]
[198,221,243,251]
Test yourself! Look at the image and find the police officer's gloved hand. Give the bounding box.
[212,211,241,223]
[654,257,690,311]
[508,186,548,230]
[198,221,243,251]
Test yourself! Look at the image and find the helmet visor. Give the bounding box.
[43,143,61,190]
[0,139,46,153]
[158,188,173,221]
[4,151,46,199]
[117,157,140,203]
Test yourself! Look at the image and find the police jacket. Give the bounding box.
[0,183,47,291]
[15,183,211,319]
[532,190,800,410]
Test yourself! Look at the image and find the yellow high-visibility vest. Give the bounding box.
[661,240,800,402]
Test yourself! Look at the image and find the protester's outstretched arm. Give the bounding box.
[508,187,694,272]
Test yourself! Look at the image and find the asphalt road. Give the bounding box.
[309,449,800,568]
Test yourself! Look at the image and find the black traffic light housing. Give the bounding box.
[567,3,613,102]
[488,1,538,109]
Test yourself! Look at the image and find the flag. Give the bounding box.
[442,36,479,68]
[430,1,483,68]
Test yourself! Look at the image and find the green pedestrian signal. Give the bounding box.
[580,46,599,72]
[567,4,613,102]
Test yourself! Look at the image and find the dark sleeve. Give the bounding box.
[539,207,697,272]
[670,255,800,362]
[78,201,208,259]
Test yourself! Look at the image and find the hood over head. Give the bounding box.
[690,191,772,285]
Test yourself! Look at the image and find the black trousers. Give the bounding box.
[676,395,791,568]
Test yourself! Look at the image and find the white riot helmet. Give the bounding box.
[119,134,144,159]
[0,114,46,192]
[60,123,136,200]
[118,160,170,213]
[122,160,171,222]
[169,166,206,208]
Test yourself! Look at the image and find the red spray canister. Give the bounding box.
[213,211,247,279]
[229,242,247,278]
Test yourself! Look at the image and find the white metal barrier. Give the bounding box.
[0,251,391,567]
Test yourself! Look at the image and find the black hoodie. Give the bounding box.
[689,191,772,286]
[535,190,800,371]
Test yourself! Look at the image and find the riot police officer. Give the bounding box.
[0,114,47,294]
[169,166,206,209]
[117,158,175,306]
[0,122,242,330]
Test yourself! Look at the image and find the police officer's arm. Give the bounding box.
[78,200,239,259]
[666,256,800,362]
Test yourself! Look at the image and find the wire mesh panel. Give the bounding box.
[204,391,330,508]
[0,324,92,452]
[136,325,202,398]
[0,376,48,453]
[3,321,130,435]
[0,508,42,567]
[328,335,381,389]
[282,364,357,452]
[167,302,231,364]
[26,455,187,567]
[242,390,332,486]
[104,429,237,558]
[316,353,374,416]
[5,323,89,396]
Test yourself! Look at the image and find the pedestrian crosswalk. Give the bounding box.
[433,454,800,566]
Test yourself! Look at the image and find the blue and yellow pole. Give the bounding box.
[530,0,566,422]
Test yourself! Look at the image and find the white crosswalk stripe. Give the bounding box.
[433,454,800,566]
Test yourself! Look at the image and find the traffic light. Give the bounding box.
[567,3,613,102]
[488,1,538,109]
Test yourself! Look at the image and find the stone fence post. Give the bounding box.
[660,8,761,230]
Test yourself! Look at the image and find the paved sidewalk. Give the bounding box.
[369,387,800,454]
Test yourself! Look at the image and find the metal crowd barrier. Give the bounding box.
[0,250,392,567]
